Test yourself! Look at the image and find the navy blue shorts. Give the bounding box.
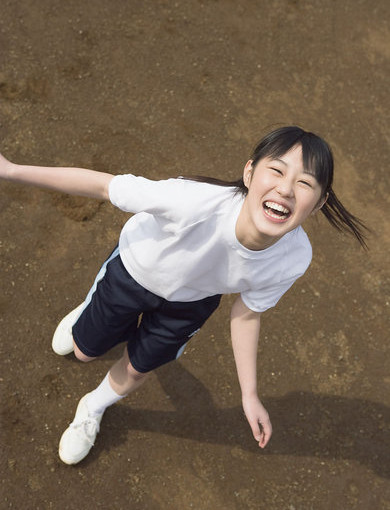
[72,247,221,373]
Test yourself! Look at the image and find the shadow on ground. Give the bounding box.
[86,363,389,478]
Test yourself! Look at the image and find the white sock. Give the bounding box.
[86,372,124,416]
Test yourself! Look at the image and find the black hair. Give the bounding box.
[184,126,369,248]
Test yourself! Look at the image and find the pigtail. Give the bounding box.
[321,188,369,249]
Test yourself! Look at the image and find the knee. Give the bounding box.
[73,342,96,363]
[125,360,149,382]
[121,347,148,381]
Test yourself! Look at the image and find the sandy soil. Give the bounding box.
[1,1,389,509]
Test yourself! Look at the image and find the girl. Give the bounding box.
[0,126,367,465]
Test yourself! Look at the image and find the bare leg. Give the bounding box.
[108,347,150,396]
[68,345,150,418]
[59,347,150,464]
[73,341,97,362]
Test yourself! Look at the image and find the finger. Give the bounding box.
[249,419,263,443]
[258,421,272,448]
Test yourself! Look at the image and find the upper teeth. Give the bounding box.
[265,201,290,214]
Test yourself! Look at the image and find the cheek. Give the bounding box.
[297,187,322,208]
[303,196,322,215]
[258,173,274,188]
[248,187,264,208]
[247,175,269,198]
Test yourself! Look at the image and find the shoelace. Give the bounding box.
[70,417,101,446]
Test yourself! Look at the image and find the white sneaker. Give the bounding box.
[52,303,85,355]
[59,393,104,465]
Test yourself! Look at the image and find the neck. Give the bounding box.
[235,207,281,251]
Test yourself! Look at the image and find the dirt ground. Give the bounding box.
[0,1,389,509]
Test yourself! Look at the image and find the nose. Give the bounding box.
[276,179,294,198]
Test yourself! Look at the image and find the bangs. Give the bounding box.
[301,134,334,191]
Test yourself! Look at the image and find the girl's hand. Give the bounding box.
[242,394,272,448]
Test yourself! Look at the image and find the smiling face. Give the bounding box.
[236,144,326,250]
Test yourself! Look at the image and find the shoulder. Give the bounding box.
[110,174,234,195]
[281,226,312,274]
[289,226,312,251]
[170,178,238,209]
[109,173,236,216]
[174,179,239,222]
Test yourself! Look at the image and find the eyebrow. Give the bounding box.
[273,157,287,166]
[272,157,317,179]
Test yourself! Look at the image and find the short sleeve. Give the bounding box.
[241,274,305,313]
[108,174,187,216]
[240,225,312,314]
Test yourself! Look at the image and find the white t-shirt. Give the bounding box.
[108,175,312,312]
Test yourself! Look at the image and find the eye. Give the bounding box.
[271,167,283,175]
[298,179,313,188]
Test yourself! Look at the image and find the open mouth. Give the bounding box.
[263,201,291,221]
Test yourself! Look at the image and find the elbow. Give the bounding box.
[231,295,261,322]
[3,159,17,181]
[101,174,114,201]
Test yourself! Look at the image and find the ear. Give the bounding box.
[311,192,329,215]
[243,160,253,188]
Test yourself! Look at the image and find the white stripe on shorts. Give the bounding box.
[82,246,121,312]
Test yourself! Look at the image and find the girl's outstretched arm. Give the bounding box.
[230,295,272,448]
[0,152,113,200]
